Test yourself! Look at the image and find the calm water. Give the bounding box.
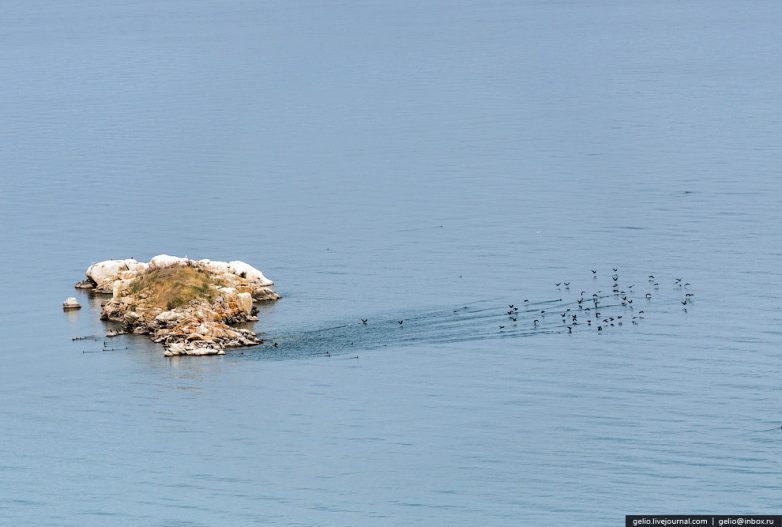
[2,1,782,525]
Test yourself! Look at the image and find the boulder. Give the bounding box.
[63,297,81,310]
[228,261,274,286]
[149,254,187,269]
[86,259,138,292]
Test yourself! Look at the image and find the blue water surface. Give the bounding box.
[1,1,781,525]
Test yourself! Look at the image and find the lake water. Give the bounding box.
[2,1,782,525]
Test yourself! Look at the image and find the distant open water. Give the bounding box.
[1,1,782,525]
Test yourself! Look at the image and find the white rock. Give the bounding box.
[86,259,137,291]
[164,341,224,357]
[201,260,231,275]
[63,297,81,310]
[228,261,274,286]
[149,254,187,269]
[127,261,149,274]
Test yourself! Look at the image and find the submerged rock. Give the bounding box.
[75,255,279,356]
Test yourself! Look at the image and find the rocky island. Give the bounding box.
[75,255,279,356]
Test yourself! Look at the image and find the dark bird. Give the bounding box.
[361,319,368,324]
[612,274,619,282]
[398,320,404,325]
[507,310,514,315]
[273,342,278,348]
[510,317,517,322]
[567,326,572,334]
[648,275,655,280]
[612,267,618,272]
[533,319,540,327]
[597,326,603,332]
[564,282,570,287]
[555,282,561,287]
[645,293,652,299]
[681,300,687,305]
[509,304,515,309]
[499,325,505,329]
[591,269,597,275]
[523,299,529,303]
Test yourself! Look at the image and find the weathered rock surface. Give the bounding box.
[63,297,81,310]
[75,255,279,356]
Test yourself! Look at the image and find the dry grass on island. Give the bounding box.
[127,266,220,310]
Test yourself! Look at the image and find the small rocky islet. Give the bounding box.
[74,255,279,356]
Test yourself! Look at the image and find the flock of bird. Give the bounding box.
[353,267,694,339]
[493,268,693,335]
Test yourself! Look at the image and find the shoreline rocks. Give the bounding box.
[75,255,279,356]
